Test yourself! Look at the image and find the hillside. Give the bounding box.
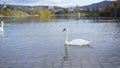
[0,7,29,17]
[0,4,63,16]
[0,4,62,10]
[99,0,120,17]
[80,1,112,9]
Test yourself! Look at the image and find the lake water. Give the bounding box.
[0,16,120,68]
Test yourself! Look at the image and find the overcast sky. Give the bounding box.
[0,0,113,7]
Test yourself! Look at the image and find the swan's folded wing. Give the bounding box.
[68,39,90,45]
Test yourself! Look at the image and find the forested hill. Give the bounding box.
[99,0,120,17]
[80,1,112,9]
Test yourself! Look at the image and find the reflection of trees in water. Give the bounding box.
[0,17,119,24]
[55,16,80,20]
[38,15,52,22]
[0,17,31,23]
[0,16,81,23]
[0,16,52,23]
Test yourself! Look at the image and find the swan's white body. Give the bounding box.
[63,28,90,46]
[0,21,4,32]
[66,39,90,46]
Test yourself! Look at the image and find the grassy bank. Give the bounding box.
[0,7,29,17]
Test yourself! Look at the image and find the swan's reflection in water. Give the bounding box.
[63,44,92,61]
[69,44,93,48]
[0,32,4,46]
[64,44,69,61]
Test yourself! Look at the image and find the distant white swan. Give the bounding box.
[0,21,4,32]
[63,28,90,46]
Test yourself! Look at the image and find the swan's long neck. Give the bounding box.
[1,21,4,32]
[65,30,68,43]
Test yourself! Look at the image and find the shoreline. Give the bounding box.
[0,15,39,18]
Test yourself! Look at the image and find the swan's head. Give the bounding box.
[1,21,4,24]
[63,28,69,32]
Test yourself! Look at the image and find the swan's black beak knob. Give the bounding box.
[63,28,66,32]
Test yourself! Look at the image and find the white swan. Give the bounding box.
[0,21,4,32]
[63,28,90,46]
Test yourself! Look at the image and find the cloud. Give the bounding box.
[0,0,111,6]
[1,0,62,4]
[49,0,61,3]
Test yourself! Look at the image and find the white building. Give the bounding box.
[3,2,7,8]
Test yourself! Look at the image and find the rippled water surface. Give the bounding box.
[0,17,120,67]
